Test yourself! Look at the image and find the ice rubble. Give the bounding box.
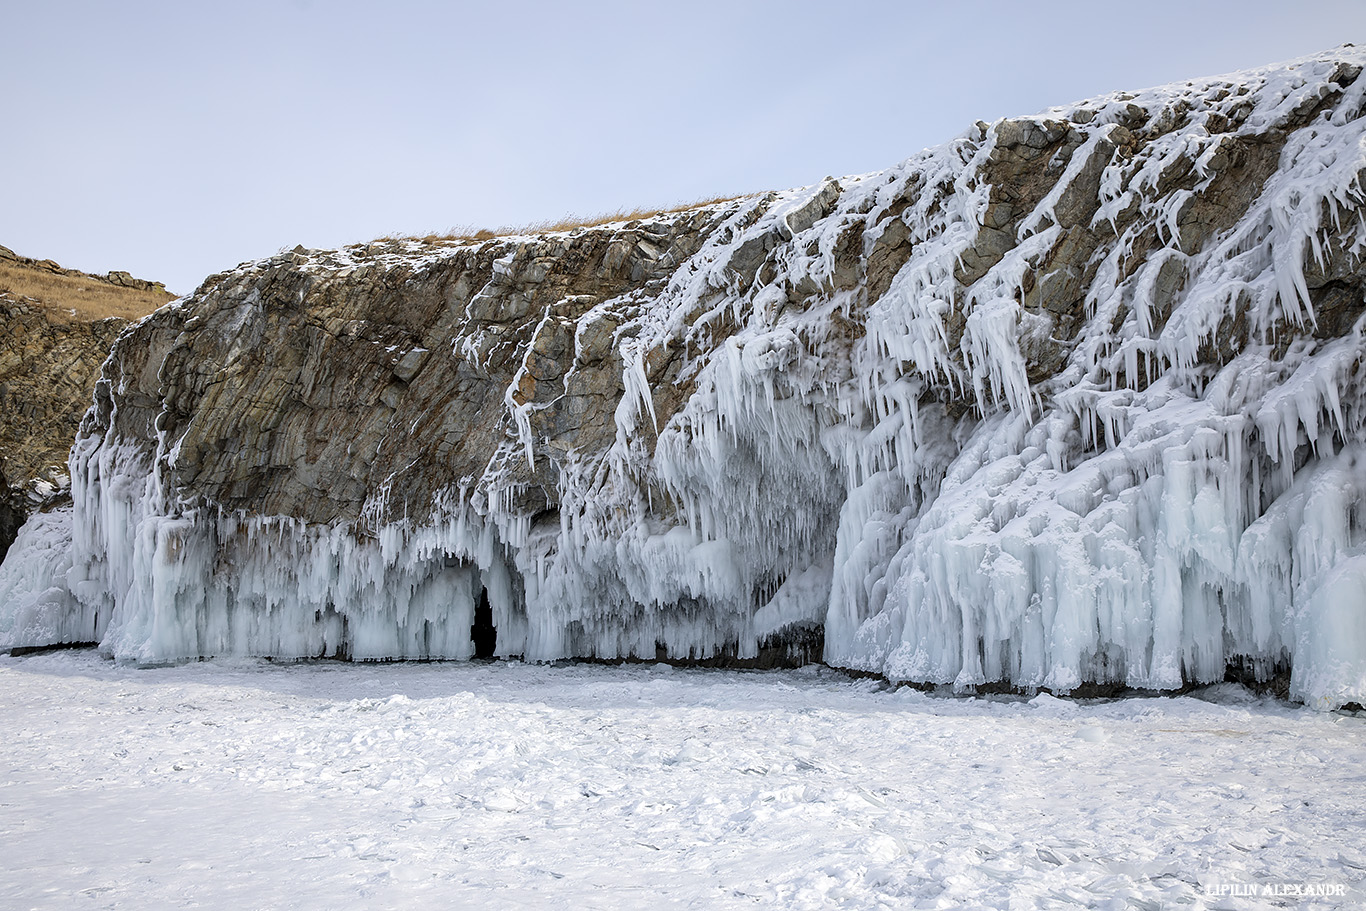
[5,49,1366,708]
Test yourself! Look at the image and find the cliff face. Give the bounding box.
[0,296,128,557]
[0,247,172,560]
[6,49,1366,707]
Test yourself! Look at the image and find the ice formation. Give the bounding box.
[4,48,1366,708]
[0,508,89,649]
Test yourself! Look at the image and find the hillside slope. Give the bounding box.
[4,49,1366,707]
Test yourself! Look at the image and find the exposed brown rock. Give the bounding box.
[0,295,128,556]
[90,210,731,528]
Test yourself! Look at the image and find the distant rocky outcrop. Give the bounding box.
[0,296,127,555]
[0,245,167,295]
[5,49,1366,708]
[0,246,174,560]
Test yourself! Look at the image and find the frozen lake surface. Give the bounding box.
[1,651,1363,909]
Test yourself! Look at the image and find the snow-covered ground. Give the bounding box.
[1,653,1362,909]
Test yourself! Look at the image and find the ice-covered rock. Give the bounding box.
[5,48,1366,708]
[0,507,90,650]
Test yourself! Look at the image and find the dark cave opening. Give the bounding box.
[471,587,497,659]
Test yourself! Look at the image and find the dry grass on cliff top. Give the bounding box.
[388,194,747,246]
[0,263,175,322]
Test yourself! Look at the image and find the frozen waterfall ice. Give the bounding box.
[4,48,1366,709]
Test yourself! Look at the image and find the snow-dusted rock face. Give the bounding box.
[7,49,1366,707]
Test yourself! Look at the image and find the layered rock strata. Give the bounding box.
[0,296,127,555]
[5,49,1366,707]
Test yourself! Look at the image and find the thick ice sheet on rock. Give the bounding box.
[0,507,95,651]
[64,439,523,664]
[5,49,1366,707]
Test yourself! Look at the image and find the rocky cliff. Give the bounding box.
[0,296,129,558]
[5,49,1366,708]
[0,250,170,606]
[0,247,175,523]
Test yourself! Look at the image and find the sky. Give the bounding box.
[6,0,1366,295]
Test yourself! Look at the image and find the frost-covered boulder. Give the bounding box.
[6,48,1366,708]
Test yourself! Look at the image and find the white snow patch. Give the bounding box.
[0,653,1361,909]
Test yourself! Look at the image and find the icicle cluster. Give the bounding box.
[4,49,1366,707]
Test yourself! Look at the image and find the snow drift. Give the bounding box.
[5,49,1366,708]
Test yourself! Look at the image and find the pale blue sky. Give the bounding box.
[6,0,1365,293]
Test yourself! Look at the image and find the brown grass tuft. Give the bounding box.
[383,194,748,247]
[0,263,175,321]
